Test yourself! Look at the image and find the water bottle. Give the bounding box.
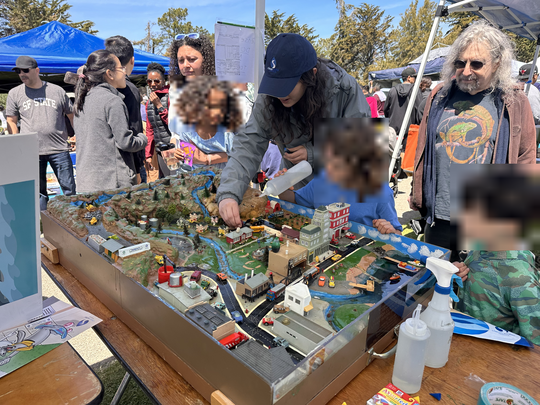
[392,304,430,394]
[260,160,312,197]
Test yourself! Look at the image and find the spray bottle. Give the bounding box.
[392,304,431,394]
[260,160,312,197]
[420,257,461,368]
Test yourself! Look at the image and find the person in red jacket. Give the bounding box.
[144,63,171,178]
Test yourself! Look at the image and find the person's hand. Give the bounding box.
[284,145,307,164]
[192,147,207,165]
[273,168,295,190]
[145,157,154,170]
[408,195,419,211]
[373,219,402,235]
[219,198,242,228]
[149,92,163,109]
[173,148,185,161]
[453,261,470,282]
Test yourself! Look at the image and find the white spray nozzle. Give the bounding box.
[412,304,422,335]
[426,257,458,288]
[404,304,428,336]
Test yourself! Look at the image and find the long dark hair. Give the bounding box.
[264,58,329,144]
[168,35,215,86]
[176,76,243,132]
[73,50,117,115]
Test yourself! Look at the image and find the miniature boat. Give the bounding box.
[407,259,424,267]
[389,273,401,281]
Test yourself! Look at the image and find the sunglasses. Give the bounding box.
[14,68,30,74]
[147,79,162,85]
[454,59,485,70]
[175,33,199,40]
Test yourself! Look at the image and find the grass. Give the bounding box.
[94,359,153,405]
[333,304,371,330]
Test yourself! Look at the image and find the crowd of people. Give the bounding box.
[2,20,539,345]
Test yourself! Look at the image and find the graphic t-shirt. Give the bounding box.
[434,89,499,220]
[6,82,72,155]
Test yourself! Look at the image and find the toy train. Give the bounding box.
[266,283,286,301]
[302,266,322,284]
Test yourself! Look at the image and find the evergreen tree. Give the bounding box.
[135,198,142,205]
[183,223,189,236]
[193,233,201,248]
[165,191,170,199]
[126,191,132,200]
[157,222,163,232]
[204,185,210,198]
[264,10,318,46]
[210,182,217,194]
[156,7,212,53]
[153,189,159,201]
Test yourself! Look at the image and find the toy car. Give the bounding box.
[190,270,202,282]
[90,217,97,225]
[201,280,210,290]
[332,254,342,261]
[217,273,228,283]
[331,237,339,245]
[329,276,335,288]
[262,317,274,326]
[108,234,119,240]
[273,304,289,314]
[155,255,164,265]
[318,276,326,287]
[231,310,243,323]
[213,302,226,313]
[272,337,289,348]
[344,232,356,240]
[206,287,218,298]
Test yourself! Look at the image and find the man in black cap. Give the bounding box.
[383,66,423,150]
[216,33,371,227]
[518,64,540,125]
[6,55,75,209]
[519,63,540,92]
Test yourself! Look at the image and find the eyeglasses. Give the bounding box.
[175,33,199,40]
[14,68,30,74]
[454,59,485,70]
[112,66,126,74]
[147,79,162,85]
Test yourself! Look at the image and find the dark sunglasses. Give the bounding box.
[175,33,199,40]
[147,79,162,85]
[14,68,30,74]
[454,59,485,70]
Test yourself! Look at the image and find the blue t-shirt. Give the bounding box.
[294,171,402,231]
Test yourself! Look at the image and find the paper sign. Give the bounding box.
[215,22,256,82]
[119,242,151,258]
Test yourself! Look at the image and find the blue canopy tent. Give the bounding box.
[0,21,170,91]
[369,55,446,82]
[388,0,540,179]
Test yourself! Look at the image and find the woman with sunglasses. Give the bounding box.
[73,50,147,193]
[168,33,215,85]
[144,62,171,178]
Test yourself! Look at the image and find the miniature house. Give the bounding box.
[184,303,235,341]
[235,272,271,301]
[284,283,313,316]
[88,234,106,253]
[101,239,123,262]
[299,224,330,264]
[153,280,212,313]
[273,311,334,355]
[328,202,351,239]
[267,242,308,281]
[225,227,253,245]
[311,206,331,242]
[281,226,300,243]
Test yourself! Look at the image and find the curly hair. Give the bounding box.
[264,58,329,144]
[440,20,517,99]
[176,76,243,132]
[168,35,215,85]
[146,62,167,81]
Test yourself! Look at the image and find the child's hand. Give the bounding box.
[453,261,470,282]
[273,169,294,190]
[173,148,185,161]
[284,145,307,164]
[373,219,402,235]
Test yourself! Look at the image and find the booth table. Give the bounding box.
[39,255,540,405]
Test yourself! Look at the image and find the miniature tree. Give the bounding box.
[204,217,211,225]
[155,207,167,220]
[157,222,163,232]
[167,203,177,216]
[210,182,217,194]
[165,191,170,199]
[204,185,210,198]
[145,227,152,234]
[179,193,184,200]
[182,179,186,186]
[126,191,132,200]
[153,189,159,201]
[182,207,190,217]
[163,178,171,186]
[263,246,270,265]
[181,174,185,179]
[135,198,142,205]
[183,223,190,236]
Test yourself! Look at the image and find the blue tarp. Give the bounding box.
[0,21,170,74]
[369,57,445,81]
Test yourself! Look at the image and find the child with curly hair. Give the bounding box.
[171,76,243,170]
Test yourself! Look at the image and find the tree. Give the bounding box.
[264,10,318,47]
[510,34,537,63]
[1,0,96,38]
[155,207,167,220]
[126,191,132,200]
[204,217,211,225]
[182,206,191,217]
[167,203,177,216]
[135,198,142,205]
[193,233,201,248]
[132,21,164,54]
[153,190,159,201]
[204,185,210,198]
[441,11,479,45]
[385,0,444,69]
[183,223,189,236]
[330,3,393,81]
[313,36,335,60]
[157,222,163,232]
[165,191,170,199]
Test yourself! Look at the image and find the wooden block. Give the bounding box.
[211,390,235,405]
[41,237,59,264]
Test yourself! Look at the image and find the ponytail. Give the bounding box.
[73,65,90,116]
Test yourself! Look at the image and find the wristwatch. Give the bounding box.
[157,106,165,113]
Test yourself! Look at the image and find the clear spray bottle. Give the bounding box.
[392,304,431,394]
[420,257,462,368]
[260,160,312,197]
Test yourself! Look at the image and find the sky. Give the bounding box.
[68,0,415,48]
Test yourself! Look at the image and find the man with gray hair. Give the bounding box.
[409,20,536,261]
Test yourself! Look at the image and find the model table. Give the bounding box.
[41,255,540,405]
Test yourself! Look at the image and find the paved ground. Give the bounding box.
[42,175,421,368]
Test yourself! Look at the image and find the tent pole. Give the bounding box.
[525,42,540,96]
[254,0,265,98]
[388,0,446,182]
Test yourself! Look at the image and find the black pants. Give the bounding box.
[424,218,460,262]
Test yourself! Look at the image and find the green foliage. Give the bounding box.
[0,0,97,38]
[264,10,318,47]
[511,34,537,63]
[165,191,170,199]
[183,223,189,236]
[182,207,190,217]
[193,233,201,248]
[179,193,184,200]
[441,11,479,45]
[0,94,7,108]
[330,3,393,81]
[135,199,142,205]
[155,207,167,220]
[204,217,211,225]
[204,185,210,198]
[153,189,159,201]
[132,21,165,55]
[182,179,186,186]
[126,191,132,200]
[157,222,163,232]
[167,203,177,215]
[145,227,152,234]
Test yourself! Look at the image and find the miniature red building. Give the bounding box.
[328,202,351,239]
[225,227,253,245]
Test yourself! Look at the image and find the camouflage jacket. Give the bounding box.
[458,250,540,345]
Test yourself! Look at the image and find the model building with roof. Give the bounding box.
[235,272,271,301]
[273,311,334,355]
[284,283,313,316]
[226,227,253,245]
[101,239,123,262]
[185,303,235,340]
[88,234,106,253]
[267,241,308,281]
[328,202,350,239]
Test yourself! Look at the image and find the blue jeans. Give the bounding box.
[39,151,76,210]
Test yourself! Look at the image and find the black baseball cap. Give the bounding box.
[401,67,417,79]
[258,33,318,98]
[12,56,38,70]
[518,64,538,80]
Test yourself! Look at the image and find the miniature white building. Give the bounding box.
[88,234,106,253]
[311,206,331,242]
[328,202,351,239]
[299,223,330,264]
[274,311,333,355]
[284,283,313,316]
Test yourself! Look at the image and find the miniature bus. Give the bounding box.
[266,283,286,301]
[219,331,249,349]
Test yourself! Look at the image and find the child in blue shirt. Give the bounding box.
[276,119,402,234]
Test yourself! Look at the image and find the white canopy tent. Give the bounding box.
[389,0,540,180]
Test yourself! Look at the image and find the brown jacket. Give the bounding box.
[411,82,537,213]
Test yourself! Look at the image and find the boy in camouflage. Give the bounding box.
[456,250,540,345]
